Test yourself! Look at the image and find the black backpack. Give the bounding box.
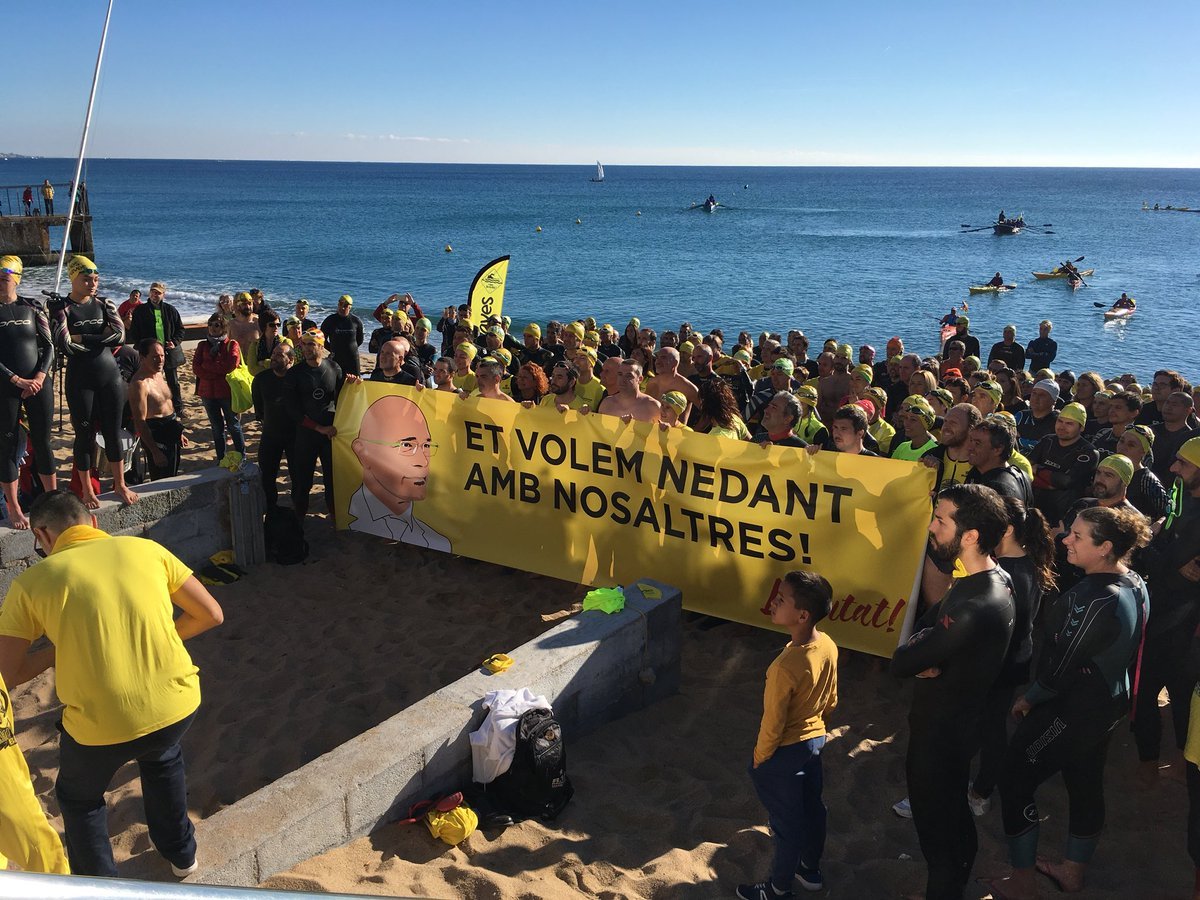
[485,708,573,821]
[263,507,309,565]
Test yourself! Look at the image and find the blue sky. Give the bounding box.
[9,0,1198,166]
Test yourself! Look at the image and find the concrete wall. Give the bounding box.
[192,579,683,886]
[0,467,264,597]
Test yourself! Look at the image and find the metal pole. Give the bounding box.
[0,871,423,900]
[51,0,115,295]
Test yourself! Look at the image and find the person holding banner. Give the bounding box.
[891,483,1015,900]
[475,357,515,403]
[597,360,661,424]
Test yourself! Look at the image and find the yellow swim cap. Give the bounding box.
[566,322,585,339]
[1177,435,1200,468]
[339,294,353,307]
[67,255,97,279]
[1058,402,1087,427]
[456,342,478,360]
[1097,454,1134,486]
[300,328,325,346]
[852,364,873,385]
[661,391,688,414]
[0,255,21,285]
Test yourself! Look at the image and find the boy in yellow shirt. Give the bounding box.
[739,571,839,900]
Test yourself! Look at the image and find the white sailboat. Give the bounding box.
[590,161,604,183]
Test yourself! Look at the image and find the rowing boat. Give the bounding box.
[968,284,1016,294]
[1032,268,1095,280]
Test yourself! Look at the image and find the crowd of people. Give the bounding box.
[3,253,1200,897]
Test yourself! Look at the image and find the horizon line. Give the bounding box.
[2,154,1199,171]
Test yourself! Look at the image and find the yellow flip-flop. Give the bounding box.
[482,653,514,674]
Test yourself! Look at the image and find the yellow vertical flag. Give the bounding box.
[466,255,510,328]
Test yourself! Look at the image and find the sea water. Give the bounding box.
[2,159,1197,377]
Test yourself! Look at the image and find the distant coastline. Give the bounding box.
[0,153,35,159]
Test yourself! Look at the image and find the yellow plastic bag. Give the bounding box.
[226,361,254,414]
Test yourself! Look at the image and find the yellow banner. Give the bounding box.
[332,383,934,657]
[465,255,509,328]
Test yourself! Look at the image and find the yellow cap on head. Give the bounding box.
[456,342,478,360]
[67,255,97,280]
[0,255,21,285]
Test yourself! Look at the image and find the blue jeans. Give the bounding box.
[202,397,245,460]
[55,711,198,877]
[749,735,827,886]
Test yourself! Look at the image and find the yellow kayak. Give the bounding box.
[1033,268,1095,280]
[969,283,1016,294]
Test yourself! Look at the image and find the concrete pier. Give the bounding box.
[0,213,95,265]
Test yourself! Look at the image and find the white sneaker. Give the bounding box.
[967,790,991,817]
[171,859,199,878]
[892,797,912,819]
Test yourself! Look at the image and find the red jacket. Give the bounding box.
[193,337,241,399]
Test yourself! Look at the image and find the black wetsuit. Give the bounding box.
[972,555,1043,800]
[285,357,344,517]
[1025,336,1057,372]
[1127,467,1168,520]
[1014,409,1058,455]
[965,463,1034,506]
[987,341,1025,371]
[0,297,55,482]
[891,567,1015,900]
[320,313,364,377]
[1000,572,1147,869]
[368,361,423,386]
[252,368,297,508]
[1029,436,1099,524]
[1132,496,1200,761]
[52,295,126,469]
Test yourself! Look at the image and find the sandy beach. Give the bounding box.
[4,351,1193,898]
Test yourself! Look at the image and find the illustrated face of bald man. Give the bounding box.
[353,396,435,506]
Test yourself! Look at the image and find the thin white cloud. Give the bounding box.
[380,134,470,143]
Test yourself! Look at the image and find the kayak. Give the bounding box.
[1068,277,1084,290]
[939,324,956,347]
[1032,268,1095,279]
[1104,307,1135,320]
[969,283,1016,294]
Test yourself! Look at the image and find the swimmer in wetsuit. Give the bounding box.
[985,505,1149,900]
[0,256,57,528]
[891,483,1015,900]
[51,255,137,507]
[285,329,360,519]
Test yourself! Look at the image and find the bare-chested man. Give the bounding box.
[475,356,516,403]
[816,350,852,423]
[129,338,187,479]
[597,360,661,424]
[598,355,623,401]
[229,293,259,363]
[646,347,699,423]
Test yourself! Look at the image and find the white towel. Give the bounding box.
[469,687,551,784]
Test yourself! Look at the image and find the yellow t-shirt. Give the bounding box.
[574,377,605,410]
[0,672,69,873]
[754,630,839,765]
[452,372,478,394]
[539,392,587,411]
[0,526,199,746]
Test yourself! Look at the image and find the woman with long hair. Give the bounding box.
[968,497,1057,814]
[990,506,1149,898]
[695,377,750,440]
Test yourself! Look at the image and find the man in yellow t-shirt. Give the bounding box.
[0,670,69,873]
[0,491,224,878]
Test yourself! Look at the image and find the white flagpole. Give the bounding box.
[51,0,115,295]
